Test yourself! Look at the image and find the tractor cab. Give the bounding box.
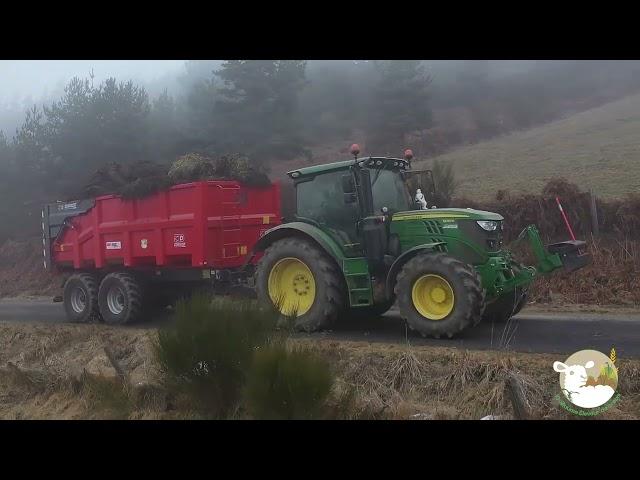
[286,147,437,264]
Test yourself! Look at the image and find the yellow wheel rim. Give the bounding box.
[268,257,316,316]
[411,274,455,320]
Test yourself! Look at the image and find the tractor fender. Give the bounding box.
[249,222,348,280]
[385,243,446,297]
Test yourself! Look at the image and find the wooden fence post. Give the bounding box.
[589,189,599,237]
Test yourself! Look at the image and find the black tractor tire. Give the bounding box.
[395,252,485,339]
[63,273,100,323]
[483,288,528,323]
[98,272,146,325]
[483,261,529,323]
[256,238,345,332]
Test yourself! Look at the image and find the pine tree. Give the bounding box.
[211,60,308,159]
[366,61,433,154]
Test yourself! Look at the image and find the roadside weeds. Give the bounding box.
[1,322,639,420]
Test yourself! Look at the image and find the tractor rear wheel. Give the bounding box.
[256,238,345,332]
[483,288,528,323]
[63,273,100,323]
[98,272,146,325]
[395,252,485,339]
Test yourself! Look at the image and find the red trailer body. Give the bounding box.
[48,180,281,271]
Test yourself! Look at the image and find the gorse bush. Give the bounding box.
[154,294,279,418]
[431,159,458,207]
[245,342,333,420]
[154,294,337,419]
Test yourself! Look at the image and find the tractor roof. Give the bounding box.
[287,156,409,179]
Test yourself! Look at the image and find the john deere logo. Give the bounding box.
[553,348,621,416]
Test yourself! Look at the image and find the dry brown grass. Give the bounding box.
[299,339,640,420]
[0,322,170,419]
[527,237,640,306]
[417,93,640,201]
[2,322,639,420]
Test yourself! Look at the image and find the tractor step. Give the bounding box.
[344,271,373,307]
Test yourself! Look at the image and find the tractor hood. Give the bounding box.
[392,208,504,222]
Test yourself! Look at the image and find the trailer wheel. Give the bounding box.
[256,238,345,332]
[63,273,100,323]
[395,252,485,339]
[98,272,145,325]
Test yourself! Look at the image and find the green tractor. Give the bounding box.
[252,147,590,338]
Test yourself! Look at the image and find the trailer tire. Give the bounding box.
[63,273,100,323]
[256,238,345,332]
[98,272,146,325]
[395,252,484,339]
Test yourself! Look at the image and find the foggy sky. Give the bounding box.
[0,60,539,136]
[0,60,187,101]
[0,60,538,103]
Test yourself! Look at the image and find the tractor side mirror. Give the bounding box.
[341,174,357,204]
[341,174,355,194]
[344,193,357,204]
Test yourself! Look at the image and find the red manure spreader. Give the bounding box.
[43,180,281,324]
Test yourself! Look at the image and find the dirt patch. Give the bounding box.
[0,238,61,299]
[1,322,638,420]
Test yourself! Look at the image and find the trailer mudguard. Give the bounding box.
[385,242,446,297]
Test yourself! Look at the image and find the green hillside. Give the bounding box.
[417,94,640,200]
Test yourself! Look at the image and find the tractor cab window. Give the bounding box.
[402,170,436,209]
[296,171,360,244]
[370,169,413,214]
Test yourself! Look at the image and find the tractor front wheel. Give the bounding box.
[395,253,485,339]
[482,288,528,323]
[256,238,345,332]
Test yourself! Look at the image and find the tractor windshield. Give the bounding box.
[370,169,413,214]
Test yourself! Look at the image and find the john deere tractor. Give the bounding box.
[253,148,590,338]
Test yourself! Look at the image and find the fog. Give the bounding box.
[0,60,571,136]
[0,60,186,98]
[0,60,205,135]
[2,59,640,241]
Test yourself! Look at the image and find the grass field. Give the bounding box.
[416,94,640,200]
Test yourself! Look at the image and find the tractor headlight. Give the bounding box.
[477,220,499,231]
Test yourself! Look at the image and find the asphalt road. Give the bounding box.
[2,298,640,358]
